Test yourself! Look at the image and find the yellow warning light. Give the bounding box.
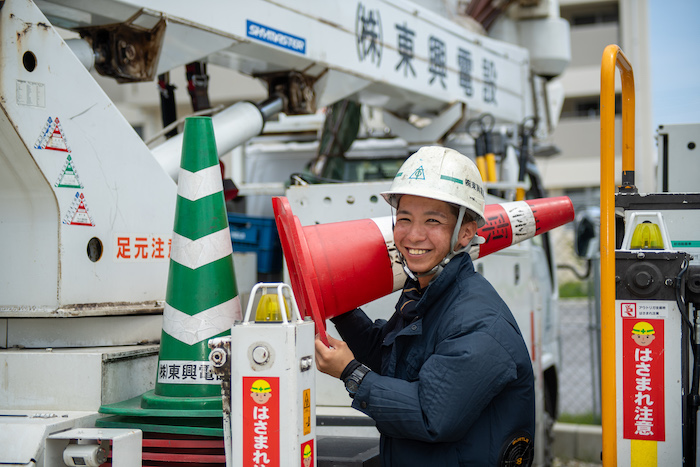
[630,221,665,250]
[255,293,291,322]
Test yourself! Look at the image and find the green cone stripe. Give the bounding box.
[148,116,237,406]
[165,256,238,314]
[171,228,232,270]
[177,165,223,202]
[173,193,228,241]
[179,117,219,173]
[162,296,242,345]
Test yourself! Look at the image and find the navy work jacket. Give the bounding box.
[332,253,535,466]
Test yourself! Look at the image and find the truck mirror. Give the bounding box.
[574,207,600,259]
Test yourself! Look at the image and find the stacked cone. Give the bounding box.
[141,116,242,410]
[96,116,238,455]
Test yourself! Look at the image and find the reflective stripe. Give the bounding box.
[371,216,406,292]
[177,165,222,201]
[162,296,242,345]
[501,201,536,244]
[170,228,232,270]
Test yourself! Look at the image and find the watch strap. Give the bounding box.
[340,359,362,382]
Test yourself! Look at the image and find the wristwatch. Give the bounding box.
[344,364,371,397]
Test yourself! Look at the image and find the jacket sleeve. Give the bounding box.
[331,308,389,373]
[351,326,518,443]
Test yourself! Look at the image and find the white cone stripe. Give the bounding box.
[170,228,233,270]
[177,165,223,201]
[372,216,406,293]
[162,296,242,345]
[502,201,537,244]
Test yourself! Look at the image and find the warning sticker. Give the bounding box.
[622,318,665,441]
[16,80,46,108]
[62,192,94,226]
[34,117,70,152]
[303,388,311,436]
[54,155,83,188]
[243,377,280,467]
[114,234,171,262]
[621,302,668,319]
[301,439,314,467]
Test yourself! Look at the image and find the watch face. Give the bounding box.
[346,379,359,393]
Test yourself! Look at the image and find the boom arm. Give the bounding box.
[39,0,533,126]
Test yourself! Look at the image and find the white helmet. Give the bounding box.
[381,146,486,282]
[381,146,485,227]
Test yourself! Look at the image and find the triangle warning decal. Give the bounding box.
[55,155,83,188]
[34,117,70,152]
[409,165,425,180]
[63,192,94,226]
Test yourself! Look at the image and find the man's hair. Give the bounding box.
[447,203,476,225]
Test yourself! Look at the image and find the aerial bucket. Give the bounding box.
[273,196,574,341]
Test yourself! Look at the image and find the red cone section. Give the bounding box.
[475,197,575,258]
[273,196,574,336]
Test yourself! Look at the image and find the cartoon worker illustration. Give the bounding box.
[302,443,312,467]
[631,321,655,347]
[250,379,273,405]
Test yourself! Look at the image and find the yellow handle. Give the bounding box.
[476,155,488,182]
[485,153,497,183]
[600,43,635,467]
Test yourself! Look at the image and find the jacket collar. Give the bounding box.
[417,252,475,313]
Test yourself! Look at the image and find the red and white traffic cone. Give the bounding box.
[273,196,574,340]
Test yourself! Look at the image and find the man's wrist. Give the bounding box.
[343,362,371,398]
[340,359,362,382]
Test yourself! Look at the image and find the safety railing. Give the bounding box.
[600,43,635,467]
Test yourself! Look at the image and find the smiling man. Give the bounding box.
[315,146,535,466]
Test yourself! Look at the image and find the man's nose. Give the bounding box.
[405,223,427,241]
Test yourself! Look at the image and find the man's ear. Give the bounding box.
[457,221,478,249]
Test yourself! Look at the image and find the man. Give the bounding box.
[315,146,535,466]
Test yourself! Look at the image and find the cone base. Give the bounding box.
[99,391,223,418]
[96,413,223,437]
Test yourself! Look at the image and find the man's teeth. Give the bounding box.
[408,248,428,255]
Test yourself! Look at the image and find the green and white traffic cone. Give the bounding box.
[140,116,241,411]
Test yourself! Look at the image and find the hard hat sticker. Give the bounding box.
[622,318,665,441]
[243,376,280,466]
[301,439,314,467]
[408,165,425,180]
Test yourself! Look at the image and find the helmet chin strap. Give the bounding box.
[397,206,483,285]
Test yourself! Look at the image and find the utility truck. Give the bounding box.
[0,0,573,465]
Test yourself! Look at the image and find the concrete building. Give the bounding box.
[539,0,654,207]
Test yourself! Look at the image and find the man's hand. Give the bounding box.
[315,334,355,379]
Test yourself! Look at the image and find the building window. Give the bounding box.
[560,95,622,119]
[561,4,619,27]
